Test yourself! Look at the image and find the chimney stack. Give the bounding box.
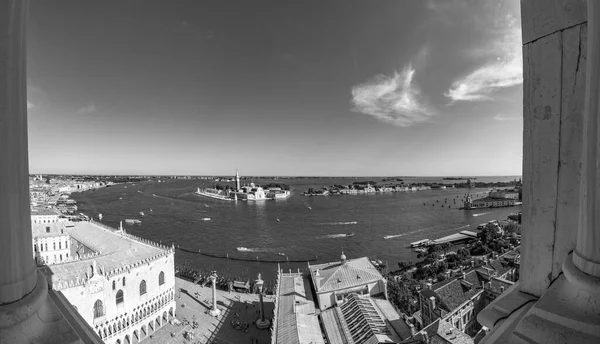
[429,296,436,310]
[500,285,505,293]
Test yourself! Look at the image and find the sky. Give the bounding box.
[26,0,523,176]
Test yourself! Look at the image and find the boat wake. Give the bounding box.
[318,233,355,239]
[322,221,358,225]
[236,247,277,253]
[383,224,446,240]
[450,224,470,231]
[472,212,489,217]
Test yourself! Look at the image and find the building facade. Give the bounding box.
[32,222,71,265]
[31,207,61,224]
[38,221,177,344]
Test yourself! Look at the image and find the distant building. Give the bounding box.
[31,207,60,224]
[272,270,325,344]
[37,221,176,344]
[32,221,71,265]
[308,253,387,311]
[488,189,520,200]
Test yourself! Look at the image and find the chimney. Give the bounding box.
[471,260,475,268]
[409,323,417,336]
[429,296,436,310]
[500,285,505,293]
[421,332,430,344]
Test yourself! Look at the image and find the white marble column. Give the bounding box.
[209,274,220,316]
[0,0,37,305]
[573,0,600,278]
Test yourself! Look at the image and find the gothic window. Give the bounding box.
[159,271,165,286]
[93,300,104,318]
[123,277,126,286]
[116,290,124,305]
[112,280,116,290]
[140,280,147,296]
[59,242,61,249]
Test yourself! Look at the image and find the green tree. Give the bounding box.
[397,260,415,271]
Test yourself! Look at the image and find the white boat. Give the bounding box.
[125,219,141,225]
[201,217,211,221]
[139,211,145,216]
[409,239,432,248]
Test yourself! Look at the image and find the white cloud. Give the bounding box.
[77,104,96,115]
[445,14,523,102]
[27,101,34,109]
[494,112,521,121]
[351,64,436,127]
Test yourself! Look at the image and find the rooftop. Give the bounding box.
[30,208,60,216]
[275,272,324,344]
[418,318,474,344]
[320,294,404,344]
[38,222,170,288]
[309,257,383,293]
[32,222,68,238]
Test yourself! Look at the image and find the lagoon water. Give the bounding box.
[72,176,521,281]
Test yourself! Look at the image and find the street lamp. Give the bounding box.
[254,273,270,329]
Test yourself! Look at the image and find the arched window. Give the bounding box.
[140,280,147,296]
[159,271,165,286]
[112,280,116,290]
[123,277,126,286]
[93,300,104,318]
[116,290,124,305]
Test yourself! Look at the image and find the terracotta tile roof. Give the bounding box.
[431,270,486,312]
[309,257,383,293]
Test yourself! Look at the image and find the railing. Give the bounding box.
[102,287,175,340]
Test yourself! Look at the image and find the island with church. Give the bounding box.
[195,169,292,201]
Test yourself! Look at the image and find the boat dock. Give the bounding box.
[431,230,478,245]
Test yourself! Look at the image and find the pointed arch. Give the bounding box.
[139,280,147,296]
[159,271,165,286]
[93,299,104,319]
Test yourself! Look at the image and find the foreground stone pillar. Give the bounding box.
[573,0,600,278]
[0,0,37,306]
[0,2,97,342]
[507,1,600,342]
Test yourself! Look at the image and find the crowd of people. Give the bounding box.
[175,264,277,294]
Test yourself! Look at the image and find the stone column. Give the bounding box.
[208,273,220,317]
[0,0,37,305]
[573,0,600,278]
[254,274,270,329]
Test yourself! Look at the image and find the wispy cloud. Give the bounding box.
[176,20,215,40]
[445,13,522,102]
[351,63,436,127]
[494,112,521,121]
[77,104,97,115]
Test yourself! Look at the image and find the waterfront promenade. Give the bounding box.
[145,277,274,344]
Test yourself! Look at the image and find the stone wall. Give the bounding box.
[520,0,587,297]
